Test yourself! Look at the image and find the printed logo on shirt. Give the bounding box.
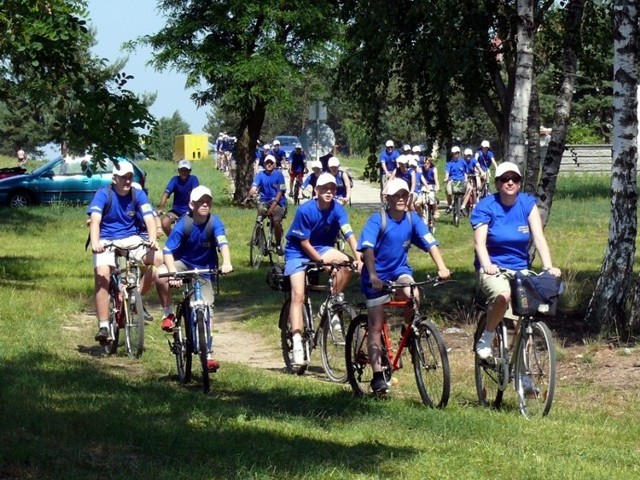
[517,225,530,234]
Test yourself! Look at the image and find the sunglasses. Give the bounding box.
[498,175,521,183]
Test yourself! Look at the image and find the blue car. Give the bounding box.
[274,135,301,160]
[0,156,146,207]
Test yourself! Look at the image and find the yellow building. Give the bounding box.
[173,134,210,161]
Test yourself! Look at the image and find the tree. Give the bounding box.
[147,112,191,161]
[0,0,155,162]
[584,0,637,333]
[142,0,341,202]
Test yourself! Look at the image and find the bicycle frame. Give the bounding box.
[176,276,212,355]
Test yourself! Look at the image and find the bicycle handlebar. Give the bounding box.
[159,268,228,280]
[379,275,453,291]
[102,241,153,254]
[303,259,357,272]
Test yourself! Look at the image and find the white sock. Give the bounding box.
[99,321,108,329]
[480,330,495,345]
[292,333,302,344]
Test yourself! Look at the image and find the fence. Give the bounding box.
[541,145,613,174]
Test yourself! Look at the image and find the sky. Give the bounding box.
[86,0,209,133]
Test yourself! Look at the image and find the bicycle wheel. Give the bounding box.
[196,309,211,393]
[514,320,556,418]
[279,299,309,375]
[293,181,301,205]
[453,195,461,227]
[104,285,120,355]
[321,302,355,383]
[249,223,266,269]
[345,314,376,397]
[474,313,507,409]
[124,287,145,358]
[174,305,191,384]
[411,318,450,408]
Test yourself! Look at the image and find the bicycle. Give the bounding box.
[100,242,148,358]
[291,173,304,205]
[451,180,466,227]
[160,268,223,394]
[277,260,357,382]
[246,198,283,268]
[420,186,438,234]
[345,277,451,408]
[473,271,558,418]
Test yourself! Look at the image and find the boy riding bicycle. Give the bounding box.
[159,185,233,372]
[284,173,362,366]
[358,178,450,393]
[246,155,287,256]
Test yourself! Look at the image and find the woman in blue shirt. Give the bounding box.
[470,162,561,359]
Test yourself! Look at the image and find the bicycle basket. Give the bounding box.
[509,271,563,317]
[451,180,466,194]
[266,265,290,292]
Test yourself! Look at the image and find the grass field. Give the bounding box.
[1,155,639,479]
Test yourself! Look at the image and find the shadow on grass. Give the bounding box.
[0,351,420,479]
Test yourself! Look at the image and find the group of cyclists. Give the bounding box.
[87,136,561,396]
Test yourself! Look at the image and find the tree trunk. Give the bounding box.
[536,0,585,228]
[525,81,541,194]
[232,101,267,204]
[505,0,535,168]
[585,0,638,334]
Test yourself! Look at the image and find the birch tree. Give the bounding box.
[584,0,637,333]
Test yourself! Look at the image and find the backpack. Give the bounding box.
[181,213,216,246]
[378,206,412,239]
[85,185,139,250]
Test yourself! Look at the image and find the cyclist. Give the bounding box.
[246,155,287,255]
[470,162,561,360]
[408,157,423,215]
[444,146,466,213]
[88,162,167,343]
[379,140,399,199]
[159,185,233,372]
[460,148,483,214]
[358,178,451,393]
[288,143,307,195]
[422,155,440,221]
[284,173,362,366]
[301,160,323,197]
[388,155,416,210]
[327,156,351,205]
[270,139,287,170]
[475,140,498,193]
[16,149,27,167]
[254,143,271,174]
[158,160,200,236]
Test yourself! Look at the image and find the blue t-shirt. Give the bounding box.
[476,149,495,171]
[302,173,319,189]
[358,210,439,287]
[290,151,307,173]
[469,192,536,271]
[163,214,228,276]
[446,158,466,181]
[332,169,348,197]
[462,158,479,176]
[252,169,287,206]
[164,175,200,215]
[88,187,154,240]
[393,167,415,189]
[379,149,399,173]
[424,165,436,185]
[269,148,287,169]
[284,199,354,258]
[412,168,422,193]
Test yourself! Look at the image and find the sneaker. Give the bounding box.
[475,332,495,360]
[143,305,153,322]
[95,327,110,342]
[207,359,220,372]
[275,245,284,256]
[445,206,452,214]
[461,209,468,217]
[521,375,539,398]
[370,375,388,394]
[292,334,305,365]
[161,313,176,332]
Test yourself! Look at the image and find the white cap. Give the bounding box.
[316,173,337,187]
[385,140,394,148]
[481,140,490,148]
[264,154,276,164]
[295,143,302,149]
[178,159,192,170]
[451,146,461,154]
[273,139,281,146]
[112,162,134,176]
[396,155,409,164]
[310,160,322,170]
[386,178,410,196]
[408,157,418,167]
[328,156,340,167]
[412,145,421,153]
[263,143,271,150]
[464,148,473,156]
[190,185,213,202]
[495,162,522,178]
[17,149,26,158]
[402,144,411,152]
